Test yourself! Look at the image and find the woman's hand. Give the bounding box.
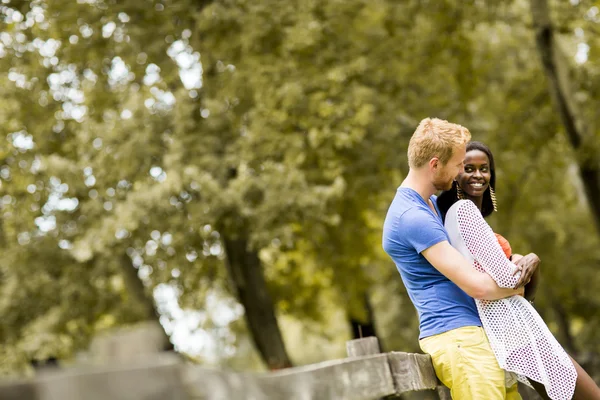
[514,253,541,289]
[523,255,541,301]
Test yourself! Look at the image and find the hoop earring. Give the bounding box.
[456,183,466,200]
[490,187,498,212]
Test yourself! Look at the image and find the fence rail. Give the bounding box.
[0,337,540,400]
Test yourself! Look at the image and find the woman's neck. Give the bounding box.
[466,194,483,211]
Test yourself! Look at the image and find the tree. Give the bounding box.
[3,0,600,379]
[529,0,600,236]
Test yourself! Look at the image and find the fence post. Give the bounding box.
[346,336,393,400]
[346,337,452,400]
[437,385,451,400]
[346,336,381,358]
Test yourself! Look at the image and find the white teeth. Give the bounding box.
[471,183,483,187]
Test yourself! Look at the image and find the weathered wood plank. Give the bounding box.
[346,337,381,357]
[0,380,38,400]
[387,352,451,399]
[0,354,187,400]
[0,351,460,400]
[387,352,437,392]
[436,386,451,400]
[184,354,395,400]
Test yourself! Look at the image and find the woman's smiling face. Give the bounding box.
[457,149,491,198]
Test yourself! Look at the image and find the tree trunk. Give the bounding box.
[530,0,600,236]
[119,254,174,351]
[550,298,577,356]
[349,293,378,340]
[223,236,293,370]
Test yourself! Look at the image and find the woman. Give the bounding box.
[437,142,540,301]
[437,142,600,400]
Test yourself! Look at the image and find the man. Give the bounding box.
[382,118,537,399]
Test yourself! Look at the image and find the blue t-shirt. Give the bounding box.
[382,187,481,339]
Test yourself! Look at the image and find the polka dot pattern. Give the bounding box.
[445,200,577,400]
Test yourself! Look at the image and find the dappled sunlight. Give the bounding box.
[0,2,600,397]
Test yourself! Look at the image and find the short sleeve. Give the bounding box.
[398,208,448,254]
[455,201,520,288]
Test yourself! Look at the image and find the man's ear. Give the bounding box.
[429,157,440,171]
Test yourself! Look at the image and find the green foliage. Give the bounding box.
[1,0,600,376]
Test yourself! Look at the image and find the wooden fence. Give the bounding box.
[0,337,540,400]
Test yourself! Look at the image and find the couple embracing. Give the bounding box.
[382,118,600,400]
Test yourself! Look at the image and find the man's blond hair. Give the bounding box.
[407,118,471,169]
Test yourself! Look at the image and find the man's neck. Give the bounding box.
[401,169,436,202]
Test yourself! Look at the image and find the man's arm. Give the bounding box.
[422,241,524,301]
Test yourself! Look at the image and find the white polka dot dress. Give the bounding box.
[445,200,577,400]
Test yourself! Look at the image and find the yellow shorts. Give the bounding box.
[419,326,521,400]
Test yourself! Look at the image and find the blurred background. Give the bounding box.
[1,0,600,385]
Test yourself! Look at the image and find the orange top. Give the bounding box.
[495,233,512,259]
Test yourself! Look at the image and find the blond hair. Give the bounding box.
[407,118,471,168]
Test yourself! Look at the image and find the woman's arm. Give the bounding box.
[455,201,525,289]
[422,241,525,300]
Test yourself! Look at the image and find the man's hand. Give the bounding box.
[513,253,540,289]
